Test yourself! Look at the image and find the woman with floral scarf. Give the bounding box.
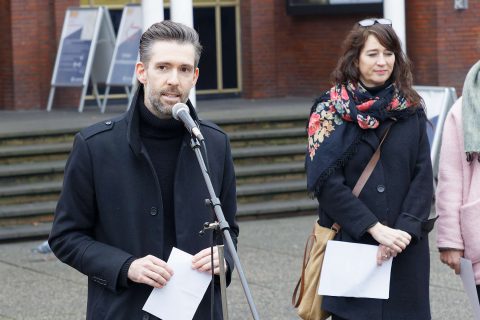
[306,19,433,319]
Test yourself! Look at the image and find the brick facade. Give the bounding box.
[0,0,77,110]
[0,0,14,109]
[1,0,479,109]
[407,1,480,95]
[241,0,480,99]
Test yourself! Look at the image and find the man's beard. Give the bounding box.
[146,86,187,116]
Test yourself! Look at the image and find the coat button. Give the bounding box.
[150,207,158,216]
[376,184,386,193]
[105,121,112,125]
[142,315,150,320]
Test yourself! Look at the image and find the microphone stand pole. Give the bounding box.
[190,138,260,320]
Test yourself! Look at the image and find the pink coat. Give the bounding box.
[436,97,480,284]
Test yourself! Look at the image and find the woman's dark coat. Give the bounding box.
[316,111,433,320]
[49,87,238,320]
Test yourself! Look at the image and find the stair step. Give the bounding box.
[211,112,308,127]
[236,162,304,177]
[229,127,305,141]
[0,142,72,158]
[0,181,62,197]
[0,127,79,140]
[237,180,306,196]
[0,222,52,242]
[232,144,305,159]
[0,160,66,178]
[237,199,317,216]
[0,201,57,219]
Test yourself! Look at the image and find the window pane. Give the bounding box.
[193,8,217,90]
[221,7,237,89]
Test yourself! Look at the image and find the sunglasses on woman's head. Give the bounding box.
[358,18,392,27]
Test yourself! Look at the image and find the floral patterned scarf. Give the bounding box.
[306,81,414,194]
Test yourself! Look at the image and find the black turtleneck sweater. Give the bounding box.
[359,79,392,96]
[139,102,185,259]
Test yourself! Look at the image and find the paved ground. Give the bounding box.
[0,98,475,319]
[0,215,474,320]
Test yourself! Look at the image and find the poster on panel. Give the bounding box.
[52,8,100,87]
[107,4,143,86]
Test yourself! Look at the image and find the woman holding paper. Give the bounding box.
[436,60,480,303]
[306,18,433,319]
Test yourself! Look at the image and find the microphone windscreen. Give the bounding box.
[172,103,189,120]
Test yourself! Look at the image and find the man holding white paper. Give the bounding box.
[49,21,238,320]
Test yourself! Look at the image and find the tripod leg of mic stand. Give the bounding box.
[217,245,229,320]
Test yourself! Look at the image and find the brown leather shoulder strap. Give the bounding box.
[334,121,394,230]
[351,122,393,197]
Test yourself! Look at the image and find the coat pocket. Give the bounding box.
[460,198,480,264]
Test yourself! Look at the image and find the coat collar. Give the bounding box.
[126,85,199,155]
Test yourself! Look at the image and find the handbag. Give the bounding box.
[292,123,392,320]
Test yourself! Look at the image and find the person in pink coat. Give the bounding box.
[436,60,480,303]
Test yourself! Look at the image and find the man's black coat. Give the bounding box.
[49,88,238,320]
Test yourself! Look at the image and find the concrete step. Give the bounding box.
[237,179,306,197]
[0,177,306,204]
[229,127,305,141]
[0,222,52,242]
[232,144,305,159]
[229,127,305,148]
[237,198,317,217]
[0,158,304,180]
[0,201,56,220]
[0,138,305,161]
[0,142,72,164]
[0,128,77,147]
[211,112,307,129]
[0,198,317,241]
[0,181,62,197]
[0,160,66,179]
[236,162,304,177]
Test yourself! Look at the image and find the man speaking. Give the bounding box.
[49,20,238,320]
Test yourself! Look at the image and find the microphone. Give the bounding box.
[172,103,204,142]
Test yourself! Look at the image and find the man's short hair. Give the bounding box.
[139,20,203,68]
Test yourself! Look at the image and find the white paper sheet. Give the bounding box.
[460,258,480,319]
[142,247,212,320]
[318,240,392,299]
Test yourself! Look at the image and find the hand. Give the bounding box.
[440,249,464,274]
[128,255,174,288]
[192,247,227,275]
[376,244,397,266]
[368,222,411,254]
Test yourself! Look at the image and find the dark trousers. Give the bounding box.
[477,285,480,304]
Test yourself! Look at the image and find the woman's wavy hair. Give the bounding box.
[331,19,424,108]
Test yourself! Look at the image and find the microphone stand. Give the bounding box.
[190,138,260,320]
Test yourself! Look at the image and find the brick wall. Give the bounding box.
[241,0,277,99]
[405,1,439,87]
[241,0,380,99]
[436,1,480,95]
[407,0,480,95]
[242,0,480,99]
[0,1,14,109]
[0,0,77,111]
[10,1,47,109]
[51,0,82,110]
[2,1,479,109]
